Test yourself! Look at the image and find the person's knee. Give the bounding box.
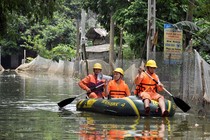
[158,96,165,102]
[143,98,151,103]
[141,92,151,101]
[89,92,98,98]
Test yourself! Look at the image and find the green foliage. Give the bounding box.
[40,12,77,50]
[82,0,189,59]
[0,39,21,56]
[195,0,210,21]
[26,57,34,63]
[19,1,79,61]
[156,0,188,22]
[0,0,81,62]
[114,0,147,58]
[1,0,210,64]
[0,15,29,56]
[21,34,51,59]
[173,19,210,63]
[60,0,82,19]
[192,19,210,62]
[21,36,76,61]
[0,0,58,36]
[122,46,134,60]
[114,1,147,32]
[174,21,200,31]
[200,51,210,64]
[51,44,76,62]
[21,11,77,50]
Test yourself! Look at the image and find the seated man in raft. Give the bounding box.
[134,60,169,117]
[78,63,106,98]
[105,68,130,98]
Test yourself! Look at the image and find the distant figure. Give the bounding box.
[105,68,130,98]
[134,60,169,117]
[78,63,105,98]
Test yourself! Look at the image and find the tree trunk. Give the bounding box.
[185,0,195,49]
[118,28,123,68]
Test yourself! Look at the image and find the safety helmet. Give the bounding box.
[145,60,157,68]
[114,68,124,75]
[93,63,102,69]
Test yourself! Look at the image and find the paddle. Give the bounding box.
[57,83,104,108]
[143,70,191,112]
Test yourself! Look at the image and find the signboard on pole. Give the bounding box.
[164,24,183,64]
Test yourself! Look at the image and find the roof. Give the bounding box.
[85,27,108,39]
[85,44,109,53]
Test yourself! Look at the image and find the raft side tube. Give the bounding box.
[76,96,176,117]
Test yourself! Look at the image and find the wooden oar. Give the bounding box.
[57,83,104,108]
[144,71,191,112]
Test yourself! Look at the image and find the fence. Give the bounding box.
[122,50,210,104]
[15,50,210,105]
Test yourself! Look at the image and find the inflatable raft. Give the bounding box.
[76,96,176,117]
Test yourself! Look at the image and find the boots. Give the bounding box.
[145,107,150,116]
[162,110,169,117]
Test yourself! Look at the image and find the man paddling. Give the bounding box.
[134,60,169,117]
[78,63,106,98]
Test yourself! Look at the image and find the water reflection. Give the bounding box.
[1,71,210,139]
[0,71,81,140]
[78,112,170,140]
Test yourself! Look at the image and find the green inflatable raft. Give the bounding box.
[76,96,176,117]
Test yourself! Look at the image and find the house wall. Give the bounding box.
[87,52,109,63]
[11,55,19,69]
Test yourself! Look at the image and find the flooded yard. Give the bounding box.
[0,71,209,140]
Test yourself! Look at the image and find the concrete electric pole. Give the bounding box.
[80,9,89,75]
[146,0,156,60]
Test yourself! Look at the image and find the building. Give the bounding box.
[85,44,110,63]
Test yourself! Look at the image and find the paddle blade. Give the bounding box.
[57,97,76,108]
[172,96,191,112]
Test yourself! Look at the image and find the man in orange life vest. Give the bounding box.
[78,63,106,98]
[134,60,169,117]
[105,68,130,98]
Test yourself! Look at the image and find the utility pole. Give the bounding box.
[147,0,156,60]
[80,9,89,75]
[76,18,80,60]
[80,9,87,58]
[109,10,115,74]
[0,46,1,65]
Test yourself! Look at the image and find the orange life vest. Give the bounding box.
[78,74,104,95]
[135,72,159,95]
[108,79,130,98]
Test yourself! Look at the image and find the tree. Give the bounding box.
[195,0,210,21]
[21,11,77,60]
[0,0,81,60]
[20,0,81,60]
[82,0,189,59]
[0,0,57,37]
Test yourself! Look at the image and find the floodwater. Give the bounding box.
[0,71,210,140]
